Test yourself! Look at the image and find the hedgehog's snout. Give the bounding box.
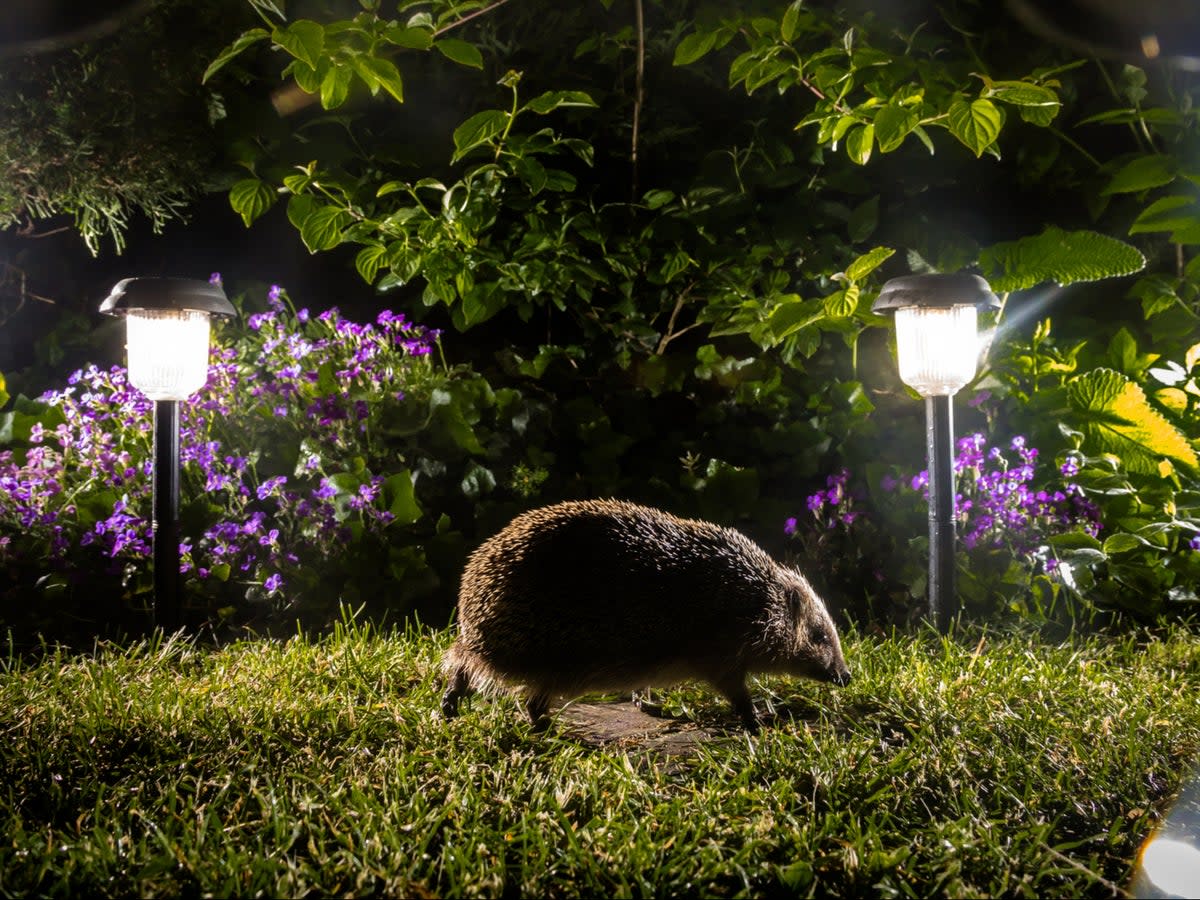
[831,665,851,687]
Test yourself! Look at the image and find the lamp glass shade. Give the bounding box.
[125,309,211,400]
[894,304,979,397]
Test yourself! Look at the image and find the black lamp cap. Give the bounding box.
[872,273,1000,313]
[99,277,235,318]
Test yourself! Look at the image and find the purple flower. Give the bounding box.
[264,573,283,593]
[784,517,798,536]
[208,272,222,286]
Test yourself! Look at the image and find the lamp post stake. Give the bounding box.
[872,272,999,634]
[926,394,957,631]
[152,399,182,632]
[100,276,235,633]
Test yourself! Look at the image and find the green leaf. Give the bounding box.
[384,25,433,50]
[873,103,919,153]
[845,123,874,164]
[946,98,1003,157]
[1067,368,1199,475]
[299,205,351,253]
[273,20,325,68]
[461,461,497,500]
[781,3,801,41]
[434,38,483,69]
[674,29,719,66]
[767,296,823,342]
[845,246,894,282]
[643,189,675,210]
[523,90,598,114]
[320,64,353,109]
[228,178,276,227]
[452,109,508,160]
[1102,154,1176,195]
[382,470,422,524]
[1047,532,1103,551]
[0,372,7,410]
[979,226,1146,292]
[203,28,269,83]
[355,245,387,283]
[1129,195,1200,239]
[984,80,1059,111]
[848,195,879,243]
[1103,532,1148,554]
[823,286,858,318]
[352,56,404,103]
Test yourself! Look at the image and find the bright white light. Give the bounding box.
[125,309,211,401]
[894,305,980,397]
[1141,836,1200,897]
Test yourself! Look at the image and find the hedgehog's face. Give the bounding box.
[781,570,851,687]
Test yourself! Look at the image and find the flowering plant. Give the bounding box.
[785,434,1103,625]
[0,282,522,637]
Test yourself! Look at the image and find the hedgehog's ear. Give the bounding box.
[787,587,804,617]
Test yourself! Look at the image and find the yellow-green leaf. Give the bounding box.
[1067,368,1198,475]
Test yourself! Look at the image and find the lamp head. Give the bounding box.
[100,277,235,402]
[872,273,1000,398]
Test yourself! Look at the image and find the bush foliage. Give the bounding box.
[6,0,1200,634]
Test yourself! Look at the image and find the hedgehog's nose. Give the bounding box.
[832,667,851,687]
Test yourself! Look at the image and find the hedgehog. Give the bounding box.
[439,499,851,731]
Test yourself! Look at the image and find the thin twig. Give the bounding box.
[631,0,645,202]
[655,285,700,354]
[434,0,513,38]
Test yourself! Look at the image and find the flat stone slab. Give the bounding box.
[557,700,726,758]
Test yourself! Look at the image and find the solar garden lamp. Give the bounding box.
[100,277,235,632]
[871,273,1000,632]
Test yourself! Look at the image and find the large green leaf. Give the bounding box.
[979,226,1145,292]
[298,205,351,253]
[203,28,269,84]
[451,109,508,161]
[523,90,598,115]
[382,470,422,524]
[845,246,894,282]
[872,103,918,153]
[1067,368,1198,475]
[1102,154,1176,196]
[947,98,1003,157]
[272,20,324,68]
[434,38,483,69]
[229,178,276,227]
[845,123,874,164]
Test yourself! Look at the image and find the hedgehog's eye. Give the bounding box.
[810,627,829,646]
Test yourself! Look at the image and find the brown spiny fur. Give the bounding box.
[440,499,851,731]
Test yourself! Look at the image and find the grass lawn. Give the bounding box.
[0,618,1197,897]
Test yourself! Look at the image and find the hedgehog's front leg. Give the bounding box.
[712,672,760,733]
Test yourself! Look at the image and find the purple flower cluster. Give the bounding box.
[787,433,1102,567]
[0,285,441,605]
[787,468,865,535]
[935,433,1101,553]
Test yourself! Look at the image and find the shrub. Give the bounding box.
[0,282,527,639]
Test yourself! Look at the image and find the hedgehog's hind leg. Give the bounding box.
[441,665,472,719]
